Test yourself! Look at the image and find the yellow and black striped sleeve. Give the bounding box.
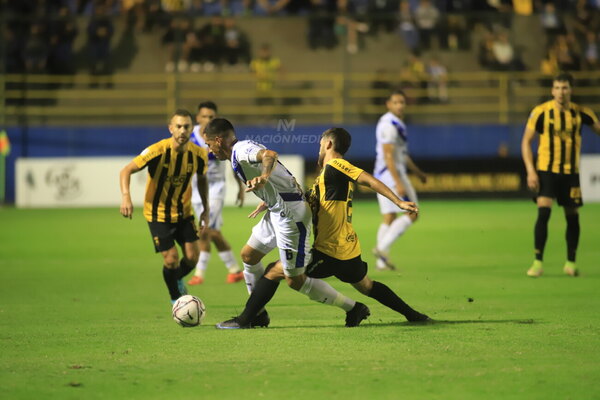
[580,106,599,126]
[526,104,546,133]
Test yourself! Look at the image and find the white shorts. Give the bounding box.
[192,180,226,230]
[376,170,418,215]
[246,201,311,277]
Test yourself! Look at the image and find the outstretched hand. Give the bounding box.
[246,176,267,192]
[399,201,419,215]
[248,202,268,218]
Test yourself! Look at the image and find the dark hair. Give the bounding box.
[205,118,235,138]
[322,127,352,155]
[554,72,574,87]
[197,101,218,113]
[171,108,193,122]
[387,89,407,101]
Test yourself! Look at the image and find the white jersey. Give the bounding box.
[231,140,303,215]
[191,125,227,204]
[374,111,408,178]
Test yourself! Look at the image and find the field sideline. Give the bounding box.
[1,200,599,399]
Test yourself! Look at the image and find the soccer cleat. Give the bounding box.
[563,262,579,277]
[372,248,396,271]
[226,271,244,284]
[215,317,250,329]
[251,310,270,327]
[406,312,433,323]
[187,275,204,285]
[527,260,543,278]
[177,279,188,295]
[345,302,370,327]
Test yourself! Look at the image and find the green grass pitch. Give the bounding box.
[1,200,599,399]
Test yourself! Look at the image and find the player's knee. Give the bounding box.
[264,262,285,281]
[240,246,261,265]
[285,274,306,291]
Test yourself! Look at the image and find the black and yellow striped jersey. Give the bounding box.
[309,158,364,260]
[527,100,599,174]
[133,138,208,223]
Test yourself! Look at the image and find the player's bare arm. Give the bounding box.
[382,143,405,196]
[246,149,278,192]
[356,171,418,215]
[119,161,142,219]
[233,170,245,207]
[197,172,209,232]
[406,155,427,184]
[521,126,539,192]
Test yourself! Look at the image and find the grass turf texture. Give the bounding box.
[1,200,599,399]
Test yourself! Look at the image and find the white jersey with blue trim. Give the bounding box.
[231,140,303,214]
[374,111,408,177]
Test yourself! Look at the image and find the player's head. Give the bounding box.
[168,109,194,147]
[386,89,407,118]
[319,128,351,167]
[552,72,573,107]
[204,118,236,160]
[196,101,218,137]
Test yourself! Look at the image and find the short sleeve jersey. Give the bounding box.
[527,100,599,174]
[374,111,408,177]
[133,138,208,223]
[231,140,302,214]
[310,158,363,260]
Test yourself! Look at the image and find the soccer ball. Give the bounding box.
[172,295,206,327]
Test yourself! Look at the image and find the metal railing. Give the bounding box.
[3,71,600,125]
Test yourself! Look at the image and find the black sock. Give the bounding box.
[163,266,181,301]
[368,281,424,321]
[566,213,580,262]
[534,207,551,261]
[177,258,195,279]
[237,277,280,325]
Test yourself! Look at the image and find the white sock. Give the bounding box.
[218,250,240,272]
[377,223,390,247]
[378,214,413,253]
[299,277,355,312]
[243,262,264,294]
[195,251,210,277]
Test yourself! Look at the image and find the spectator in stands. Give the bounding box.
[426,56,448,103]
[307,0,338,49]
[397,0,419,53]
[87,3,115,77]
[250,43,282,105]
[491,31,525,71]
[367,0,397,35]
[48,5,78,75]
[223,17,251,70]
[414,0,440,50]
[582,30,599,70]
[478,29,497,70]
[256,0,310,15]
[540,2,566,49]
[162,16,193,72]
[196,15,226,71]
[335,0,370,54]
[553,34,581,71]
[572,2,599,46]
[23,21,50,74]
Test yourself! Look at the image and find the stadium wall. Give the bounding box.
[4,124,600,203]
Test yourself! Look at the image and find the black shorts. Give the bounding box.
[305,249,368,284]
[537,171,583,208]
[147,216,199,253]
